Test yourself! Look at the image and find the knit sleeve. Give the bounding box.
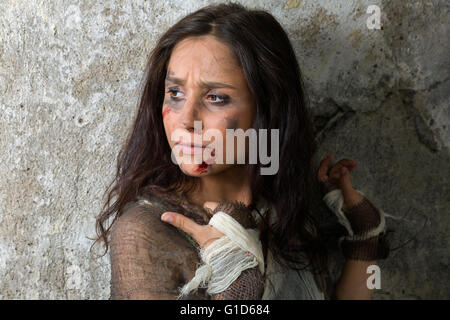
[109,203,208,300]
[211,268,265,300]
[322,189,390,261]
[340,197,390,261]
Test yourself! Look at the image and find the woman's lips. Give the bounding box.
[176,142,212,155]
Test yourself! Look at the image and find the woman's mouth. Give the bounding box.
[175,142,210,155]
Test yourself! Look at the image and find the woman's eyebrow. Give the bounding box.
[165,74,236,90]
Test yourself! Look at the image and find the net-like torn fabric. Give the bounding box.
[323,189,394,261]
[108,192,265,300]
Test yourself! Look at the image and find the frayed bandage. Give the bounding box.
[178,211,264,298]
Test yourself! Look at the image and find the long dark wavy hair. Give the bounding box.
[91,2,330,293]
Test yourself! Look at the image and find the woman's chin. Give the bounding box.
[179,162,213,176]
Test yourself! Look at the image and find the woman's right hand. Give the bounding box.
[161,201,224,249]
[317,153,364,211]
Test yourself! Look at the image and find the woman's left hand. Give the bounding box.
[317,153,365,211]
[161,201,224,249]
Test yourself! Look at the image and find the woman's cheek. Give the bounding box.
[206,117,242,166]
[162,109,175,147]
[225,117,239,130]
[162,106,171,119]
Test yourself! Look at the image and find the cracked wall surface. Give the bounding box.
[0,0,448,299]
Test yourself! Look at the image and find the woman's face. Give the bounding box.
[162,35,256,177]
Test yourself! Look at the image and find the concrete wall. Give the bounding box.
[0,0,448,299]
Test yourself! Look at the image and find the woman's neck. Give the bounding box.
[187,165,253,208]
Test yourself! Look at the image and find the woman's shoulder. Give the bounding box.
[108,197,206,299]
[115,190,190,226]
[109,199,166,243]
[122,198,165,221]
[110,193,207,246]
[110,197,202,256]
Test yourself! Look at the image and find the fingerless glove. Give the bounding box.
[323,189,390,261]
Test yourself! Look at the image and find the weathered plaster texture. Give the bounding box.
[0,0,448,299]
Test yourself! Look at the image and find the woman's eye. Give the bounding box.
[207,94,228,104]
[167,88,183,99]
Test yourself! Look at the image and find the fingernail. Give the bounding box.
[341,167,347,174]
[161,213,173,223]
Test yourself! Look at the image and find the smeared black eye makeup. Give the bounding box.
[167,87,183,101]
[166,87,231,107]
[164,87,185,110]
[226,117,239,130]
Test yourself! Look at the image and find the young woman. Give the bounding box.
[92,3,390,300]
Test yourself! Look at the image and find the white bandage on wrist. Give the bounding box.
[178,211,264,298]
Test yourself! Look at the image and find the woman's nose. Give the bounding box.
[179,97,202,132]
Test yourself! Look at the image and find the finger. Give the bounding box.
[336,158,357,168]
[161,211,201,240]
[317,153,334,182]
[339,167,363,208]
[203,201,219,214]
[329,158,357,177]
[199,226,225,248]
